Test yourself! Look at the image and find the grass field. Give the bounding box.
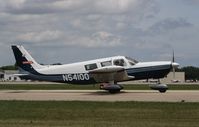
[0,84,199,127]
[0,83,199,90]
[0,101,199,127]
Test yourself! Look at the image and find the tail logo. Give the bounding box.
[22,61,33,64]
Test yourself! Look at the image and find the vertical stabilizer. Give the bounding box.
[11,45,44,73]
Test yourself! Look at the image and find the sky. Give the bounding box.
[0,0,199,67]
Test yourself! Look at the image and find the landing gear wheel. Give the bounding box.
[159,89,167,93]
[109,89,121,94]
[150,83,168,93]
[100,83,123,94]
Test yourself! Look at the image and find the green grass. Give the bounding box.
[0,83,199,90]
[0,83,97,90]
[167,84,199,90]
[0,101,199,127]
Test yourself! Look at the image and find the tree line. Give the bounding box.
[0,64,17,71]
[177,66,199,80]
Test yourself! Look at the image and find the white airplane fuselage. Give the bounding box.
[12,45,179,93]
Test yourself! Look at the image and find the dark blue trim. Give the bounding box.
[126,65,171,80]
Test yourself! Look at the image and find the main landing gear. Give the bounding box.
[100,83,123,94]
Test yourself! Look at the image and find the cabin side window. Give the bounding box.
[101,61,112,67]
[85,63,97,70]
[113,59,126,66]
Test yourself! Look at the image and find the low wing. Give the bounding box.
[89,66,134,83]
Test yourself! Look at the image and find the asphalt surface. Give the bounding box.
[0,90,199,102]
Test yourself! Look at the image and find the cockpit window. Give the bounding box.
[101,61,112,67]
[85,63,97,70]
[125,56,138,66]
[114,59,126,66]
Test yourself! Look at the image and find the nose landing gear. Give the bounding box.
[150,83,168,93]
[149,79,168,93]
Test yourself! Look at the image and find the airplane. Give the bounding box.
[11,45,179,93]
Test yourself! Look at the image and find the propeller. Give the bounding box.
[172,50,175,79]
[171,50,179,80]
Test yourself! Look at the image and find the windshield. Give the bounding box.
[125,56,138,66]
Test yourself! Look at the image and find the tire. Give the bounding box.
[159,89,167,93]
[109,90,120,94]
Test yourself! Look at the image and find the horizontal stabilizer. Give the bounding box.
[13,74,29,76]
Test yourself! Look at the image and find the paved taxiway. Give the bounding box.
[0,90,199,102]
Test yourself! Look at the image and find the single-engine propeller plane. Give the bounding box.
[12,45,179,93]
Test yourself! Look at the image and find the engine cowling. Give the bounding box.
[150,84,168,93]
